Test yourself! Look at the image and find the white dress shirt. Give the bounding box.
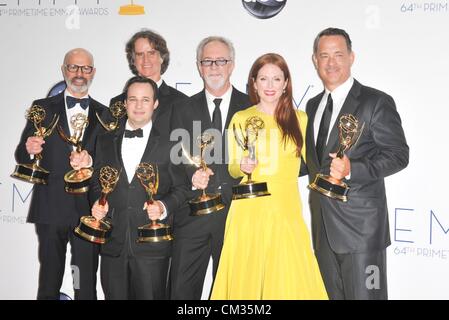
[121,120,167,218]
[313,77,354,180]
[64,90,89,144]
[205,86,233,134]
[190,87,232,190]
[121,121,152,183]
[38,90,91,165]
[313,77,354,145]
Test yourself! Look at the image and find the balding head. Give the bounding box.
[63,48,94,66]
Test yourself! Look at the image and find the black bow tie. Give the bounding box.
[124,128,143,138]
[66,96,89,110]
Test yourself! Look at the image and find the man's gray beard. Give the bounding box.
[204,75,226,92]
[64,76,92,94]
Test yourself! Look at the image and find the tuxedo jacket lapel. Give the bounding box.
[307,91,324,166]
[129,127,160,186]
[140,128,160,163]
[81,97,97,149]
[224,87,240,130]
[112,126,127,183]
[196,91,212,130]
[153,81,169,121]
[52,93,72,154]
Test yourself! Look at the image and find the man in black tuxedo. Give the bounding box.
[169,36,251,299]
[304,28,409,299]
[90,76,189,299]
[109,29,187,135]
[14,48,109,299]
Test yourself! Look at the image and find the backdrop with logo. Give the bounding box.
[0,0,447,299]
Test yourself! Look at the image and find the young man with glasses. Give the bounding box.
[14,48,109,300]
[169,36,251,300]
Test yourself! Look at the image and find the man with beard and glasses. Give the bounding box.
[14,48,109,300]
[169,36,251,299]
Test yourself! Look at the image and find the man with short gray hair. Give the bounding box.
[169,36,251,299]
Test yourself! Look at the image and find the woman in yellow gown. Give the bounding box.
[211,53,328,300]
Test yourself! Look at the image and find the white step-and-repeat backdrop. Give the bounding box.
[0,0,447,299]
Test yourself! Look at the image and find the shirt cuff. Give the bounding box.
[191,176,197,190]
[158,201,168,220]
[87,155,93,168]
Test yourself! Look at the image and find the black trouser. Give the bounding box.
[315,220,388,300]
[35,223,99,300]
[170,212,226,300]
[100,250,170,300]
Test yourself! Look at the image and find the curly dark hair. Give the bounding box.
[125,29,170,76]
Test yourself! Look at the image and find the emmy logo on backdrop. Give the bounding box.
[57,113,93,194]
[96,101,126,132]
[232,116,271,199]
[136,163,173,242]
[182,133,225,215]
[11,105,59,184]
[309,114,364,202]
[75,166,120,244]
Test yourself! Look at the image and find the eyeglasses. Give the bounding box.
[199,59,232,67]
[65,64,94,74]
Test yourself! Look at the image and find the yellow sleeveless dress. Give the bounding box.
[211,106,328,300]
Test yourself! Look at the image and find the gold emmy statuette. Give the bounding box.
[119,0,145,15]
[75,166,120,244]
[11,105,59,184]
[136,163,173,242]
[57,113,93,194]
[96,101,126,132]
[182,133,225,216]
[309,114,364,202]
[232,116,271,200]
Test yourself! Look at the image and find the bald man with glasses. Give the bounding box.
[14,48,109,300]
